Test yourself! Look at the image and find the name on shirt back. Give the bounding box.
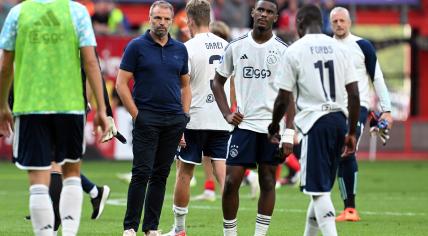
[205,42,224,50]
[310,46,333,54]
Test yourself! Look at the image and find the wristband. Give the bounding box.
[281,128,295,144]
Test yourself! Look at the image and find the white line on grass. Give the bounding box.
[106,198,426,217]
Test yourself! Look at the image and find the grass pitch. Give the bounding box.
[0,160,427,235]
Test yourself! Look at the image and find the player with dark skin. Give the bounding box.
[212,1,293,234]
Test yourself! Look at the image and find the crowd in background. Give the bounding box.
[0,0,337,43]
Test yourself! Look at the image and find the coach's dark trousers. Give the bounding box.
[123,110,188,232]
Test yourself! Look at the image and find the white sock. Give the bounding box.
[254,214,271,236]
[29,184,54,236]
[203,189,215,197]
[223,218,237,236]
[173,204,188,232]
[89,186,98,199]
[304,200,319,236]
[60,177,83,236]
[313,195,337,236]
[247,170,258,183]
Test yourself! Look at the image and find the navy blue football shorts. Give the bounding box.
[225,128,282,168]
[177,129,230,165]
[300,112,347,195]
[13,114,85,170]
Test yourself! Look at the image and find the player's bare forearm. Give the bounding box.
[346,82,360,135]
[81,46,106,114]
[272,89,291,126]
[180,74,191,113]
[0,51,14,107]
[285,93,295,129]
[115,69,138,120]
[212,72,231,118]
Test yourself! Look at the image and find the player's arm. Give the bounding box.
[269,53,296,144]
[180,74,191,115]
[282,94,295,156]
[361,40,393,128]
[212,44,243,125]
[212,72,243,126]
[0,50,14,137]
[269,89,292,144]
[343,81,360,156]
[81,46,109,137]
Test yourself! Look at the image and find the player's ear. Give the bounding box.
[251,8,256,18]
[273,12,278,23]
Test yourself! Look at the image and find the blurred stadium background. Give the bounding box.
[1,0,428,160]
[0,0,428,235]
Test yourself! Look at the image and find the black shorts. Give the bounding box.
[13,114,85,170]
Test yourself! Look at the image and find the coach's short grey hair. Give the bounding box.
[149,0,174,17]
[330,6,351,22]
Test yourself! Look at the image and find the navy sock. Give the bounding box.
[50,172,62,231]
[81,173,96,194]
[338,155,358,209]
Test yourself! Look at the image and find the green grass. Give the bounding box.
[1,160,427,235]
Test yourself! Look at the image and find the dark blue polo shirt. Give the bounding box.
[120,30,188,114]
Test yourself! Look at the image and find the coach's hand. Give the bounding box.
[101,116,118,143]
[225,112,243,126]
[0,106,13,138]
[342,134,357,157]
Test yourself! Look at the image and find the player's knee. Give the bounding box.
[223,175,240,196]
[178,162,195,177]
[61,162,80,178]
[259,174,275,192]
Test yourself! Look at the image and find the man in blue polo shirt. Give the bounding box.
[115,1,191,236]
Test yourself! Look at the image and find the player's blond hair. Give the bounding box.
[186,0,211,27]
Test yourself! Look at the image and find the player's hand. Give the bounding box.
[267,123,281,144]
[101,116,118,143]
[369,111,391,145]
[179,134,186,148]
[93,111,109,142]
[225,112,244,126]
[380,112,393,129]
[342,134,357,157]
[0,106,13,138]
[282,142,293,157]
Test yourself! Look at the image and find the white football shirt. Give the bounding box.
[216,31,288,134]
[275,34,358,134]
[185,32,231,130]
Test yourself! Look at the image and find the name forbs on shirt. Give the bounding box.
[243,66,271,79]
[310,45,334,54]
[205,42,224,50]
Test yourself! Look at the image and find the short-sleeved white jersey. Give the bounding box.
[216,31,288,134]
[275,34,358,134]
[185,32,231,130]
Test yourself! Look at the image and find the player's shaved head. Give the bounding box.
[330,6,352,39]
[330,7,351,22]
